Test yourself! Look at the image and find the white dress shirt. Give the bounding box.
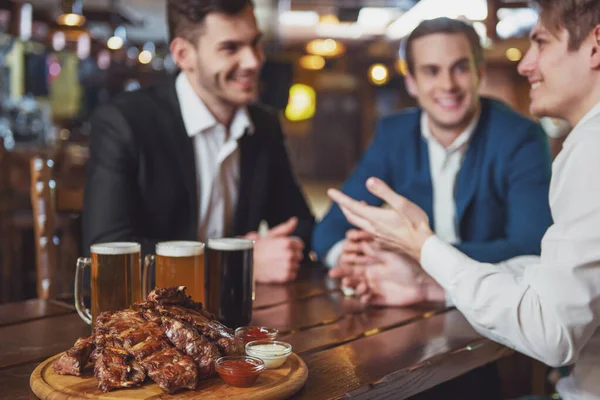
[324,111,479,267]
[421,103,600,400]
[175,73,254,242]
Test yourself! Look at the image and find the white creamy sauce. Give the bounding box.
[250,344,287,356]
[246,343,291,369]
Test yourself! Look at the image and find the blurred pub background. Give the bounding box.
[0,0,540,303]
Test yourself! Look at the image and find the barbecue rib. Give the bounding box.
[147,304,244,356]
[94,308,198,393]
[53,336,94,376]
[55,286,241,394]
[162,317,221,378]
[94,347,146,392]
[147,286,215,319]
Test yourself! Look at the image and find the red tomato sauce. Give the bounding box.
[240,327,272,342]
[216,358,264,387]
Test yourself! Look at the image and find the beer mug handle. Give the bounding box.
[143,254,155,299]
[74,257,92,325]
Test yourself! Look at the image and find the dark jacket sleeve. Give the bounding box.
[82,104,158,256]
[312,120,392,261]
[263,114,315,251]
[455,124,553,262]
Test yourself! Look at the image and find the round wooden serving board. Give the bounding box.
[30,352,308,399]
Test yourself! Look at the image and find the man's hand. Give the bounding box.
[246,217,305,284]
[352,243,446,307]
[337,229,376,268]
[328,178,434,261]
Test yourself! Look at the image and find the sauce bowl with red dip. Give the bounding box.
[235,326,278,343]
[214,356,265,388]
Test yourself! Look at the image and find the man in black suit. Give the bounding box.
[83,0,314,283]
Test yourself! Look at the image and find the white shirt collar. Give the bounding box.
[564,102,600,147]
[420,109,480,153]
[175,72,254,140]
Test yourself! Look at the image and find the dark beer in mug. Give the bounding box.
[205,238,254,328]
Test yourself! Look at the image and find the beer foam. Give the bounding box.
[207,238,254,251]
[90,242,141,255]
[156,241,205,257]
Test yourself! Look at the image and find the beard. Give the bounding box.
[194,61,258,109]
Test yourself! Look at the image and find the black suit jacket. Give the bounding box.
[83,74,314,257]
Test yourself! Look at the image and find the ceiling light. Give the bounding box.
[506,47,522,62]
[138,50,153,65]
[386,0,487,39]
[306,39,346,57]
[319,14,339,24]
[369,64,389,86]
[357,8,394,28]
[299,55,325,71]
[285,84,316,122]
[107,36,124,50]
[57,0,86,27]
[279,11,319,27]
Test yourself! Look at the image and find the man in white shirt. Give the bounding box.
[328,1,600,398]
[84,0,314,284]
[313,18,552,306]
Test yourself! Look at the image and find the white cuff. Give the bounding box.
[420,235,471,290]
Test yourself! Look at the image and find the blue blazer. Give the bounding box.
[313,98,553,264]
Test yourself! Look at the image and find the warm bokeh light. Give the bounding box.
[138,50,153,65]
[395,59,408,76]
[319,14,340,24]
[107,36,124,51]
[506,47,522,62]
[369,64,389,86]
[57,13,86,27]
[306,39,345,57]
[299,55,326,71]
[285,84,316,122]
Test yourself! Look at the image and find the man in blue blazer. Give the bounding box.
[313,17,552,400]
[313,18,552,298]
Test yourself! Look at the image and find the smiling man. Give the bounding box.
[83,0,314,284]
[327,1,600,398]
[313,18,552,293]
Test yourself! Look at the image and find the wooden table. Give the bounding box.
[0,267,512,400]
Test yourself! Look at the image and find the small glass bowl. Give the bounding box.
[214,356,265,388]
[235,326,279,343]
[245,339,293,369]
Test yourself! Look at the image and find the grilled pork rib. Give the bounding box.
[54,286,238,393]
[94,309,198,393]
[94,347,146,392]
[147,286,215,319]
[53,336,94,376]
[162,317,221,378]
[152,304,244,356]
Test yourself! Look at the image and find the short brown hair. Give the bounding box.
[402,17,483,75]
[532,0,600,51]
[167,0,253,43]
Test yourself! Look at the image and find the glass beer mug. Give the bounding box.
[74,242,142,326]
[143,241,206,302]
[205,238,254,328]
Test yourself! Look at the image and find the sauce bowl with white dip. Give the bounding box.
[245,340,292,369]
